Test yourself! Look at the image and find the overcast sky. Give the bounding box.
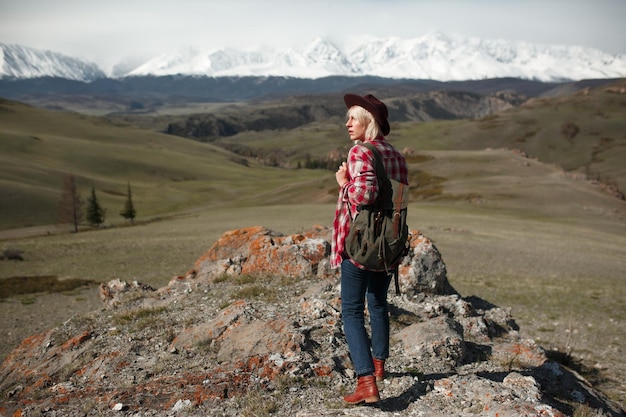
[1,0,624,71]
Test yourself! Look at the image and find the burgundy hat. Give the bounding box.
[344,93,390,136]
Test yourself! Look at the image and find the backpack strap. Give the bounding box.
[362,142,402,295]
[361,142,388,209]
[362,142,403,237]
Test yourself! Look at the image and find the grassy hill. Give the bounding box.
[390,79,626,193]
[0,99,334,231]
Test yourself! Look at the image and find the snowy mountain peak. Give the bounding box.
[1,34,625,82]
[126,34,626,81]
[0,43,105,81]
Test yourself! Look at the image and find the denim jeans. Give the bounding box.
[340,259,392,376]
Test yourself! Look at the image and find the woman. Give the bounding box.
[332,93,408,405]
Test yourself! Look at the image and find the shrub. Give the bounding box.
[560,121,580,140]
[1,248,24,261]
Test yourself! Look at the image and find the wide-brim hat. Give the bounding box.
[344,93,390,136]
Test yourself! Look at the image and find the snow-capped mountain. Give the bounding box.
[0,43,105,81]
[2,33,625,82]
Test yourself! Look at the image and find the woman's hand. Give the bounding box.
[336,162,349,188]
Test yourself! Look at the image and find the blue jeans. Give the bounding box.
[340,259,392,376]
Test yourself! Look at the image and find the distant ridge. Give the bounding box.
[2,33,625,82]
[2,75,619,111]
[0,75,606,105]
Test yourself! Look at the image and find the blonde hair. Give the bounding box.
[347,106,382,140]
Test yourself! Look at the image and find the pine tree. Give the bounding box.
[86,186,106,227]
[58,173,83,233]
[120,182,137,224]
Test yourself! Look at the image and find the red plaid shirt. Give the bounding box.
[331,137,408,269]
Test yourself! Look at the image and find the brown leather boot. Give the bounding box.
[343,375,380,405]
[373,358,385,382]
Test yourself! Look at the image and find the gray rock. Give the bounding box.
[0,227,622,417]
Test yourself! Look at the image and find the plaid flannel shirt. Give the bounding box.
[331,137,408,269]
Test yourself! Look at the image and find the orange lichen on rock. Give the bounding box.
[192,226,334,281]
[61,330,92,350]
[194,226,269,266]
[491,340,547,368]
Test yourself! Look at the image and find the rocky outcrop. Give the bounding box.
[165,90,523,143]
[0,226,622,416]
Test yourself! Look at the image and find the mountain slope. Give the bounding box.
[0,43,104,81]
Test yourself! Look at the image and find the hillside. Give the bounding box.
[0,99,331,231]
[389,79,626,194]
[170,78,626,199]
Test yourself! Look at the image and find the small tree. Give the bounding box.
[120,182,137,224]
[86,186,106,227]
[58,173,83,233]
